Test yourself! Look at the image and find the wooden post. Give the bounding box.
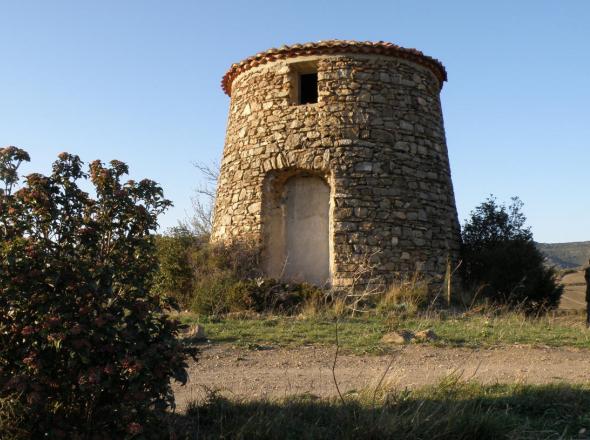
[585,260,590,328]
[446,256,452,307]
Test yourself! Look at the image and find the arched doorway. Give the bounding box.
[263,173,331,285]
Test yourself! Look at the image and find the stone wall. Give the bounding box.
[212,51,461,288]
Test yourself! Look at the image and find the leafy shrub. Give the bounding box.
[461,196,563,312]
[0,147,196,438]
[153,226,202,307]
[192,241,328,315]
[156,234,261,314]
[152,231,325,315]
[192,270,325,316]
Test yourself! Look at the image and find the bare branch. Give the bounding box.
[372,348,403,411]
[183,161,220,236]
[191,161,219,184]
[331,319,345,405]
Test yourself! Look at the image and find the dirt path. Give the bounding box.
[173,343,590,409]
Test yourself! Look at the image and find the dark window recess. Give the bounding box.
[299,73,318,104]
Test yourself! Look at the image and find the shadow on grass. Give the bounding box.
[169,382,590,440]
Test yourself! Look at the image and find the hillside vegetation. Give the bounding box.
[537,241,590,269]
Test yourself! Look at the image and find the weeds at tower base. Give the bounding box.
[153,232,459,318]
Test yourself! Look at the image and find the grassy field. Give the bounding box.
[172,309,590,438]
[175,379,590,439]
[179,310,590,354]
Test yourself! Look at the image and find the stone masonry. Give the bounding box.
[212,40,461,288]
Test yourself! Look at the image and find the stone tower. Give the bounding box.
[212,40,461,288]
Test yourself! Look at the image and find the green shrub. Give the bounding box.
[0,147,196,438]
[187,239,261,314]
[152,231,325,316]
[461,196,563,312]
[192,275,325,316]
[153,227,201,307]
[191,239,260,281]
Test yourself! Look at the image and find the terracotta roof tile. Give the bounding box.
[221,40,447,96]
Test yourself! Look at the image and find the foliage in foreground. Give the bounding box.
[461,196,563,313]
[177,380,590,439]
[0,396,28,440]
[0,147,196,438]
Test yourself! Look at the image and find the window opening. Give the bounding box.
[299,72,318,104]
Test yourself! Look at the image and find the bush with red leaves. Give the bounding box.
[0,147,196,439]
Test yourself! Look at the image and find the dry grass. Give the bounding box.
[173,378,590,439]
[376,272,431,316]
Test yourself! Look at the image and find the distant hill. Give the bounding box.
[537,241,590,269]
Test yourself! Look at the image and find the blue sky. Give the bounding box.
[1,0,588,243]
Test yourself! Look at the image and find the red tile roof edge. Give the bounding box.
[221,40,447,96]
